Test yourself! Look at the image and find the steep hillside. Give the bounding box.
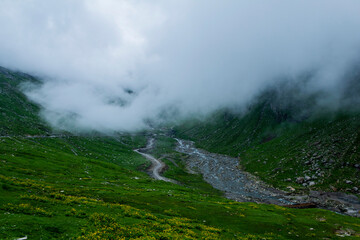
[175,86,360,193]
[0,67,50,135]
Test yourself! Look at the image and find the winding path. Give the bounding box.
[134,138,176,183]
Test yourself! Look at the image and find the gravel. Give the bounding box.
[175,138,360,217]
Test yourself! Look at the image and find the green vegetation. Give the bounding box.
[151,135,224,195]
[175,102,360,193]
[1,67,360,239]
[1,135,360,239]
[0,67,50,135]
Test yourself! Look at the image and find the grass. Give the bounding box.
[1,66,360,239]
[1,136,360,239]
[0,67,51,136]
[175,104,360,193]
[151,135,224,195]
[240,113,360,192]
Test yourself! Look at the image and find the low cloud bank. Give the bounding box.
[1,1,360,132]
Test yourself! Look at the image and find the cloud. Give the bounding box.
[1,0,360,132]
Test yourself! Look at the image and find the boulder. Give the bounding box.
[286,186,295,192]
[308,181,316,187]
[296,177,305,184]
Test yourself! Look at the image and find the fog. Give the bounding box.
[0,1,360,132]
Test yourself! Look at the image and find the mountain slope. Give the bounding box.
[175,87,360,193]
[0,67,50,135]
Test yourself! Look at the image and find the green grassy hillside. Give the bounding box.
[1,67,360,239]
[0,67,51,135]
[175,94,360,193]
[2,135,360,239]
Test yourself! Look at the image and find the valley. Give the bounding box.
[1,1,360,239]
[146,136,360,217]
[0,67,360,239]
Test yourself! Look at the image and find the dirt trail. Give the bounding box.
[134,138,176,184]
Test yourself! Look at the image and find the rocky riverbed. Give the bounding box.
[175,138,360,217]
[175,139,291,205]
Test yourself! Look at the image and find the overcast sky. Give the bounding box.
[1,0,360,132]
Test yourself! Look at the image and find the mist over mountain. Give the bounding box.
[1,0,360,132]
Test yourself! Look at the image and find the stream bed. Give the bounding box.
[175,138,360,217]
[175,139,292,205]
